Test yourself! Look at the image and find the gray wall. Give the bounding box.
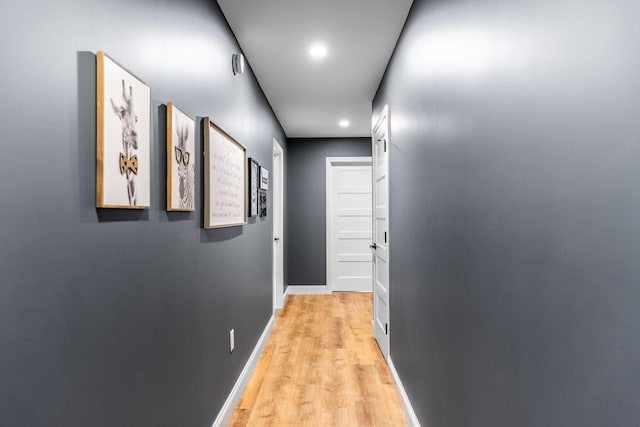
[374,0,640,425]
[287,138,371,286]
[0,1,285,426]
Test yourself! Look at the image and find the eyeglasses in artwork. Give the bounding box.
[175,147,190,166]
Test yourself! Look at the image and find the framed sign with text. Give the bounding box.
[203,118,247,228]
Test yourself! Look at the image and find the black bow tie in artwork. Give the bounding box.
[119,153,138,175]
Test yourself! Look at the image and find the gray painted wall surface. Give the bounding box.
[0,1,285,426]
[287,138,371,286]
[374,0,640,425]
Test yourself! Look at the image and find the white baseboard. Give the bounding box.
[212,315,275,427]
[283,286,291,304]
[388,357,421,427]
[286,285,330,295]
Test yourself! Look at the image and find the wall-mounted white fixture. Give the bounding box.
[339,119,350,128]
[232,53,245,75]
[308,42,328,61]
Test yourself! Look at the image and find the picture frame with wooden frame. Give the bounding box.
[166,102,195,211]
[203,118,247,229]
[248,158,259,217]
[96,51,151,209]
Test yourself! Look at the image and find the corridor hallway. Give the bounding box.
[230,293,407,425]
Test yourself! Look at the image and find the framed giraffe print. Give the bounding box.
[96,51,151,209]
[167,103,195,211]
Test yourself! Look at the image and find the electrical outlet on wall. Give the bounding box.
[229,329,235,353]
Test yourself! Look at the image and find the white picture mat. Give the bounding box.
[100,53,150,207]
[169,104,195,210]
[205,122,246,228]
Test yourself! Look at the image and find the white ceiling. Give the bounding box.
[217,0,414,138]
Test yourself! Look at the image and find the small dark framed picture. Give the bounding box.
[259,191,267,217]
[248,158,259,217]
[260,166,269,190]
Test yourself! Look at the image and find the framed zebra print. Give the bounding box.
[167,103,195,211]
[96,51,151,209]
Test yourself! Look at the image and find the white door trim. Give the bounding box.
[272,138,285,312]
[326,156,373,293]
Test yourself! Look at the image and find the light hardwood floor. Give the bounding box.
[230,292,407,426]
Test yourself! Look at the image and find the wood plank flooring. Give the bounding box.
[230,293,407,426]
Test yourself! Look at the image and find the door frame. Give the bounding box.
[326,156,373,293]
[272,138,285,312]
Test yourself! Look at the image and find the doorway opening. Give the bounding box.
[326,157,373,293]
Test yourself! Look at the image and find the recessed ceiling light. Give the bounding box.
[339,119,350,128]
[308,42,328,61]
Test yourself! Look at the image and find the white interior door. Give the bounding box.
[272,138,284,311]
[372,106,390,359]
[326,158,373,292]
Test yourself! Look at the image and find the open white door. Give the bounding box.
[372,106,390,359]
[272,138,284,312]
